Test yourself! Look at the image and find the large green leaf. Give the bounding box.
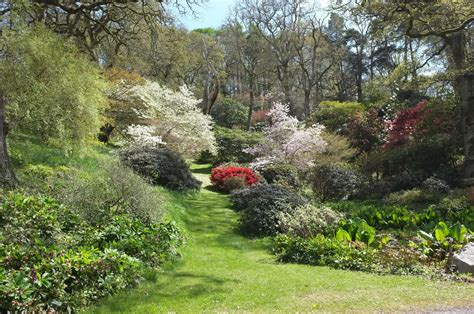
[450,223,467,243]
[434,222,450,242]
[336,228,351,242]
[355,220,376,246]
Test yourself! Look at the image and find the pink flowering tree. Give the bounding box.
[246,103,327,170]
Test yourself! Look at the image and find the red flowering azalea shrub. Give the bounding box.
[384,100,429,149]
[211,166,260,192]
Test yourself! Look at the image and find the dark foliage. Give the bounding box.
[310,164,366,201]
[230,184,307,236]
[120,145,201,191]
[258,164,301,189]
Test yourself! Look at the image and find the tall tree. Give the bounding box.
[237,0,307,114]
[354,0,474,197]
[0,26,106,185]
[0,0,201,61]
[224,13,267,130]
[292,14,335,116]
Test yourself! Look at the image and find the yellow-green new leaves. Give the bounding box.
[0,25,107,153]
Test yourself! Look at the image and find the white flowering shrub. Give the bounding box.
[111,81,216,157]
[126,125,165,146]
[277,204,343,238]
[246,103,327,170]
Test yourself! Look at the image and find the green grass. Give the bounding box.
[9,133,113,173]
[86,163,474,313]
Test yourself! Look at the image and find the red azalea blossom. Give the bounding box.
[210,166,260,191]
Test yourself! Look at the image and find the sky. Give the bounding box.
[176,0,237,30]
[176,0,330,31]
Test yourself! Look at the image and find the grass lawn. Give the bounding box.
[86,164,474,313]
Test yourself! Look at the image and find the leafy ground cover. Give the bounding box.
[87,164,474,313]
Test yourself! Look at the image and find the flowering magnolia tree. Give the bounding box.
[245,103,327,170]
[110,80,216,157]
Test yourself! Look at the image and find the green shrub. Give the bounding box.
[360,137,459,193]
[418,221,471,260]
[211,98,248,128]
[92,216,183,267]
[51,162,163,224]
[0,192,135,311]
[120,145,201,191]
[273,234,375,271]
[421,177,450,194]
[277,204,343,238]
[317,132,356,166]
[222,176,248,192]
[0,191,183,312]
[1,246,142,312]
[384,189,440,206]
[257,164,301,190]
[328,199,473,231]
[308,101,365,132]
[428,194,474,230]
[230,184,307,236]
[328,201,420,230]
[310,164,366,201]
[214,127,263,164]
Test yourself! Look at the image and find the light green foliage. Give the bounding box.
[419,222,470,250]
[52,161,164,224]
[317,132,356,166]
[309,101,365,132]
[0,25,106,152]
[384,189,441,206]
[336,218,376,246]
[274,234,376,272]
[213,126,263,163]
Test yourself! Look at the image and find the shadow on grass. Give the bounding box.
[90,162,274,313]
[95,271,240,313]
[191,165,213,175]
[203,185,229,195]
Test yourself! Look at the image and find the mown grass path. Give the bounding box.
[88,164,474,313]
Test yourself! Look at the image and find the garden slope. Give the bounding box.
[88,164,474,313]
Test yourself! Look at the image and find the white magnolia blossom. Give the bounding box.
[116,81,217,156]
[246,103,327,170]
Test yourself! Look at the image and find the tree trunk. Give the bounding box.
[247,82,255,131]
[200,76,210,113]
[207,77,220,114]
[303,89,311,118]
[356,73,363,103]
[446,32,474,202]
[460,73,474,201]
[0,93,17,187]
